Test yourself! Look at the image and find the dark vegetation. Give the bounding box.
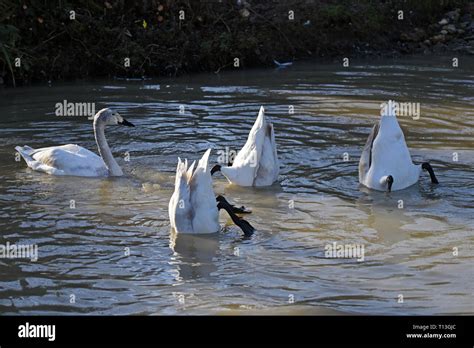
[0,0,472,87]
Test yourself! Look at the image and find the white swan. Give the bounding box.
[359,100,439,192]
[15,108,134,177]
[169,149,254,236]
[211,106,279,186]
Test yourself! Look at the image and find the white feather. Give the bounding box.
[169,149,220,234]
[15,144,108,177]
[220,106,279,186]
[15,108,128,177]
[359,100,422,191]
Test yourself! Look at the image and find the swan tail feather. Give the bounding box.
[15,145,36,166]
[15,145,64,175]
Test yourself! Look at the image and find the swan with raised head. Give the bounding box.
[169,149,254,236]
[15,108,134,177]
[359,100,439,192]
[211,106,279,186]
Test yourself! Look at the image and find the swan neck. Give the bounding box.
[94,121,123,176]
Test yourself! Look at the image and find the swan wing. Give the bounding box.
[186,160,196,182]
[372,102,416,173]
[364,101,420,190]
[189,149,220,233]
[221,106,267,186]
[358,122,379,184]
[16,144,108,177]
[169,158,194,233]
[15,145,65,175]
[254,122,279,186]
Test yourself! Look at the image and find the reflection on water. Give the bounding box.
[0,56,473,315]
[169,231,219,281]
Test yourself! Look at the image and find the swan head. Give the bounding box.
[94,108,135,127]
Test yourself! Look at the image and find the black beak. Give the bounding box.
[119,118,135,127]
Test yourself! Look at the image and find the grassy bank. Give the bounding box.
[0,0,471,87]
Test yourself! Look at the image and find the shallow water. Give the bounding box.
[0,56,473,315]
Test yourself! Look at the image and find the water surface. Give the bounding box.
[0,56,473,315]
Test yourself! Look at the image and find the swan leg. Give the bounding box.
[210,159,233,176]
[215,195,251,214]
[216,195,254,236]
[229,205,252,214]
[211,164,221,176]
[422,162,439,184]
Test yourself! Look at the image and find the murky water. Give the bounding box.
[0,56,473,315]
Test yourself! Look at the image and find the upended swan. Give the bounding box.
[15,108,134,177]
[359,100,439,192]
[169,149,254,236]
[211,106,279,186]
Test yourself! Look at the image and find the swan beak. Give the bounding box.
[119,119,135,127]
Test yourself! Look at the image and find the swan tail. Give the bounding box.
[190,149,214,193]
[381,100,397,117]
[196,148,211,174]
[226,107,267,186]
[15,145,36,166]
[169,158,193,233]
[174,158,192,194]
[15,145,64,175]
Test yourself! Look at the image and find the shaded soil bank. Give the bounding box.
[0,0,472,87]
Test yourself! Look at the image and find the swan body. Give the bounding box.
[169,149,254,235]
[359,100,438,191]
[216,106,279,186]
[169,149,220,234]
[15,144,109,177]
[15,108,134,177]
